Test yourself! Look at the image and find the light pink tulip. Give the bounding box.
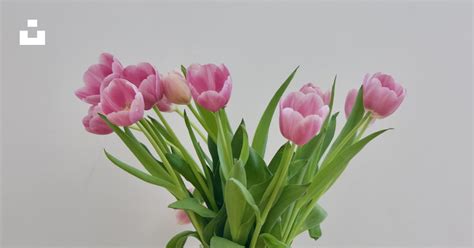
[122,63,163,110]
[176,210,191,225]
[299,83,331,105]
[186,64,232,112]
[344,88,358,118]
[161,72,192,105]
[82,105,113,135]
[279,90,329,145]
[363,73,406,118]
[99,78,144,126]
[75,53,123,104]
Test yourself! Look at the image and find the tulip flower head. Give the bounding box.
[186,63,232,112]
[75,53,123,104]
[299,83,331,105]
[363,73,406,118]
[82,105,113,135]
[99,78,145,126]
[122,63,162,110]
[344,88,358,118]
[156,95,176,112]
[279,89,329,145]
[161,71,192,105]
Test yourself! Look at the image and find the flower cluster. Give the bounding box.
[76,53,406,248]
[75,53,232,134]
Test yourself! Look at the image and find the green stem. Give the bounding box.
[249,143,295,248]
[137,121,208,246]
[176,109,208,141]
[187,103,216,140]
[355,114,373,140]
[215,110,234,180]
[154,107,218,211]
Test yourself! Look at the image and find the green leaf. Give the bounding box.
[308,225,322,241]
[245,148,271,187]
[260,233,289,248]
[197,104,218,140]
[100,115,167,178]
[203,207,227,243]
[329,86,364,153]
[217,111,234,180]
[230,160,247,186]
[249,178,271,202]
[180,65,187,77]
[104,150,174,190]
[210,236,245,248]
[166,153,204,194]
[252,67,299,157]
[168,198,217,218]
[231,120,250,165]
[307,129,391,201]
[148,116,173,142]
[224,178,261,240]
[288,159,308,181]
[263,184,309,232]
[166,230,197,248]
[303,204,327,231]
[268,144,287,175]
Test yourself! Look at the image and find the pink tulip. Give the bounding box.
[161,72,192,105]
[82,105,113,135]
[176,210,191,225]
[363,73,406,118]
[75,53,123,104]
[156,95,176,112]
[122,63,162,110]
[99,78,144,126]
[344,88,358,118]
[279,90,329,145]
[299,83,331,105]
[186,64,232,112]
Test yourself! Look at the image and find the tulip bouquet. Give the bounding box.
[76,53,406,248]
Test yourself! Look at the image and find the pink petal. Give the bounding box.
[196,91,226,112]
[291,115,323,145]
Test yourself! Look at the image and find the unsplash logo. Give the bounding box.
[19,19,46,46]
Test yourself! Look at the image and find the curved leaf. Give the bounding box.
[166,230,197,248]
[260,233,288,248]
[168,198,217,218]
[252,67,299,157]
[210,236,245,248]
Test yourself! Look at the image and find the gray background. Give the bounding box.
[1,1,472,247]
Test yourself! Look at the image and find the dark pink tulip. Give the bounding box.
[300,83,331,105]
[99,78,144,126]
[161,72,192,105]
[279,90,329,146]
[344,88,358,118]
[123,63,163,110]
[82,105,113,135]
[75,53,123,105]
[363,73,406,118]
[186,64,232,112]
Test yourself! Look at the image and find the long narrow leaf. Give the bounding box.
[252,67,299,157]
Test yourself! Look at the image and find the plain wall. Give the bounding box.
[1,1,472,247]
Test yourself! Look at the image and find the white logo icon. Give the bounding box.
[19,19,46,46]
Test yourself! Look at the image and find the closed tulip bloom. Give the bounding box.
[299,83,331,105]
[344,88,358,118]
[82,105,113,135]
[279,91,329,145]
[122,63,163,110]
[161,72,192,105]
[99,78,144,126]
[186,64,232,112]
[363,73,406,118]
[75,53,123,104]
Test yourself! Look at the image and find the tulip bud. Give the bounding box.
[82,105,112,135]
[299,83,331,105]
[162,72,192,105]
[344,88,358,118]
